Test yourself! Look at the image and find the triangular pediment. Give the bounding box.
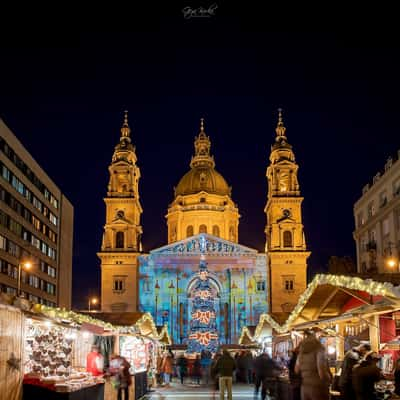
[150,234,258,256]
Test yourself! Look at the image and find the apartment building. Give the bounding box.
[0,119,73,308]
[353,150,400,274]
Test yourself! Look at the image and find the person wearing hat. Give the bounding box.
[352,351,383,400]
[338,343,371,400]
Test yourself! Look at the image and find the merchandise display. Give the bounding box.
[23,318,104,394]
[119,335,149,374]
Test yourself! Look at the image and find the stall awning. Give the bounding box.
[240,274,400,339]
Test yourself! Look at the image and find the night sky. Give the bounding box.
[0,7,399,309]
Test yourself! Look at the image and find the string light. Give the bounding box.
[240,273,400,340]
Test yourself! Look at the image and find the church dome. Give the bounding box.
[174,119,231,198]
[175,166,231,197]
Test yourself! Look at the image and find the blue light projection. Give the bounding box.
[138,234,268,345]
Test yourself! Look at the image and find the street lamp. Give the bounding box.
[231,280,238,341]
[154,280,160,325]
[385,242,399,272]
[88,297,98,312]
[18,261,32,297]
[168,280,175,340]
[247,279,254,325]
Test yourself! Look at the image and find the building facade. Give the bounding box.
[0,119,74,308]
[264,110,310,314]
[353,151,400,274]
[100,112,308,344]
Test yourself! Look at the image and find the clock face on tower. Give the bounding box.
[116,210,125,219]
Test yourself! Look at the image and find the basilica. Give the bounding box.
[98,111,310,345]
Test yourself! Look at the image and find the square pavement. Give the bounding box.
[143,383,258,399]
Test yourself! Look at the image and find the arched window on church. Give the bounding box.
[212,225,220,237]
[283,230,293,248]
[199,224,207,234]
[116,231,124,248]
[186,225,194,237]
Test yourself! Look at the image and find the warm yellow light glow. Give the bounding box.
[387,258,397,268]
[91,298,98,305]
[23,262,32,269]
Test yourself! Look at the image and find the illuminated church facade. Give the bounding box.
[99,112,309,344]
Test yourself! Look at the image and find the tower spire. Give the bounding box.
[275,108,287,139]
[190,118,215,168]
[120,110,131,139]
[199,117,206,137]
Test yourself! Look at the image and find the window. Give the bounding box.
[46,282,56,295]
[29,275,39,288]
[0,234,6,250]
[113,277,125,293]
[116,231,124,248]
[199,224,207,234]
[383,218,390,236]
[368,202,375,218]
[33,197,42,212]
[285,279,294,291]
[357,212,365,227]
[186,225,194,237]
[394,179,400,197]
[7,241,19,257]
[256,280,266,291]
[380,191,388,207]
[49,213,58,226]
[283,230,293,247]
[32,215,41,231]
[282,275,295,292]
[212,225,220,237]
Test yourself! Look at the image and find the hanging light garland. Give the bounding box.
[240,274,400,340]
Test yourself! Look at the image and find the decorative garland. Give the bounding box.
[240,274,400,341]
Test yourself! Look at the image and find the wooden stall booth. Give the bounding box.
[83,312,171,400]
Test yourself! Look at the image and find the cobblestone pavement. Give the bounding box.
[143,382,258,399]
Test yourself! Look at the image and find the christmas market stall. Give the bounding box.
[85,311,171,400]
[0,293,170,400]
[241,274,400,398]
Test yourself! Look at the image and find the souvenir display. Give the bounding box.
[119,335,149,374]
[24,319,104,394]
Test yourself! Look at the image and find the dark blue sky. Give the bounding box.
[1,7,399,309]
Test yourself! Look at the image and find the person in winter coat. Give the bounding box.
[253,352,282,400]
[161,351,174,387]
[295,333,332,400]
[214,349,236,400]
[109,354,132,400]
[177,354,188,384]
[288,347,301,400]
[242,351,254,384]
[86,345,104,377]
[339,343,371,400]
[200,350,213,385]
[192,355,202,385]
[352,351,383,400]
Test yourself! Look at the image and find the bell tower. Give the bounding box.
[98,111,143,312]
[265,109,310,314]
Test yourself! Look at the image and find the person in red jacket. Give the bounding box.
[86,345,104,376]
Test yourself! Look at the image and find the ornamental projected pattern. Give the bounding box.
[139,234,268,344]
[153,234,257,256]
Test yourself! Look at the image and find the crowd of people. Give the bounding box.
[86,332,400,400]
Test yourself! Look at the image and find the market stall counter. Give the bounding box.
[23,378,104,400]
